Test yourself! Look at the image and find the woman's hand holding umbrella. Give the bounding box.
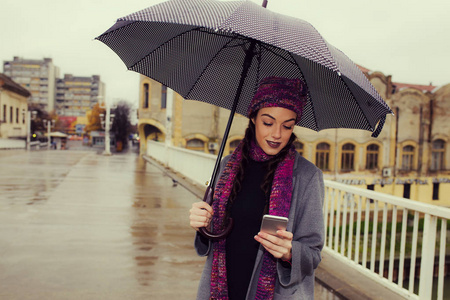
[189,201,213,231]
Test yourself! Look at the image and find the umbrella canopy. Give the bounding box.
[96,0,392,136]
[96,0,393,239]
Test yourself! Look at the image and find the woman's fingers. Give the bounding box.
[254,230,292,260]
[189,201,214,230]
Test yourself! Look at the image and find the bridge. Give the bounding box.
[147,140,450,300]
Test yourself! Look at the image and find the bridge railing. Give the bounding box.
[147,140,450,300]
[324,180,449,300]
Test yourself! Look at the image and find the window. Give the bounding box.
[432,183,439,200]
[315,143,330,171]
[229,139,241,154]
[2,105,6,123]
[294,141,303,156]
[186,138,204,152]
[366,144,379,170]
[341,143,355,171]
[16,108,19,124]
[401,145,415,171]
[403,184,411,199]
[430,139,445,171]
[143,83,149,108]
[10,106,13,123]
[161,85,167,109]
[22,110,26,124]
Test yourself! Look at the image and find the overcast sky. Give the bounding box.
[1,0,449,106]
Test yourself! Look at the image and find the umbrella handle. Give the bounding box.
[198,186,234,241]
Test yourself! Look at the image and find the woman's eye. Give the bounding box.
[263,122,273,127]
[283,125,293,130]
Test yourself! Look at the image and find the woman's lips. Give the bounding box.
[267,141,281,148]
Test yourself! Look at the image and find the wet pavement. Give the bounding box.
[0,147,339,299]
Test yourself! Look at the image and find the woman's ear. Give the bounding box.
[251,117,256,125]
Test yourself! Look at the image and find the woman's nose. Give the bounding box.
[271,125,281,139]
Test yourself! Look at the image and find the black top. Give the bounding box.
[226,158,269,300]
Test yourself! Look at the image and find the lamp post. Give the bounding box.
[26,111,37,151]
[43,119,55,150]
[100,101,115,156]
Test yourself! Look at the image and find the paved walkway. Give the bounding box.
[0,149,203,299]
[0,149,339,299]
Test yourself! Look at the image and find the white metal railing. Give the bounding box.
[147,140,450,300]
[324,180,449,300]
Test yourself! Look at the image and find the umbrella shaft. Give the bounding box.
[210,40,257,188]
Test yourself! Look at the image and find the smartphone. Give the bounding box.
[260,214,289,235]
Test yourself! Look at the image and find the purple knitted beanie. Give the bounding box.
[247,76,308,122]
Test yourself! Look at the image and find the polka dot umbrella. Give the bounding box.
[96,0,393,239]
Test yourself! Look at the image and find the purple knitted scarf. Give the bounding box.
[210,139,296,299]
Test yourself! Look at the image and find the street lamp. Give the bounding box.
[26,111,37,151]
[43,119,55,150]
[99,102,115,156]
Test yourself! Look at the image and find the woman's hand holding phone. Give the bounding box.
[255,215,293,261]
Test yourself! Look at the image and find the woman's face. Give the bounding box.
[252,107,297,156]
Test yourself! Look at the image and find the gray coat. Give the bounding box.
[195,153,324,299]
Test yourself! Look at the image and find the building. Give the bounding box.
[0,73,30,138]
[3,57,59,112]
[3,57,105,120]
[137,73,450,206]
[56,74,105,117]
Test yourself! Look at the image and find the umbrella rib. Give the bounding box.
[281,50,321,129]
[184,35,251,99]
[260,43,298,67]
[127,26,206,71]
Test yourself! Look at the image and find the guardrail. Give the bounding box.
[147,140,450,300]
[324,180,449,300]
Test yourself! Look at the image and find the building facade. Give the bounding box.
[0,73,30,138]
[3,57,105,120]
[56,74,105,117]
[137,74,450,206]
[3,57,58,112]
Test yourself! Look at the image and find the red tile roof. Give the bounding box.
[391,82,437,93]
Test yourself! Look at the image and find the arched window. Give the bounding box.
[431,139,445,171]
[401,145,415,171]
[186,138,204,152]
[293,141,304,156]
[143,83,149,108]
[341,143,355,171]
[315,143,330,171]
[229,139,241,154]
[366,144,379,170]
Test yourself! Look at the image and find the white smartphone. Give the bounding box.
[260,214,289,235]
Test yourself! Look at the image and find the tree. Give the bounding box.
[84,104,105,134]
[111,101,131,150]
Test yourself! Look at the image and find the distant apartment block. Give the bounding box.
[3,57,59,112]
[3,57,106,117]
[56,74,105,117]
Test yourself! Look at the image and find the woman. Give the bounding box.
[189,77,324,300]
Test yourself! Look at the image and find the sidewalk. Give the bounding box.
[0,150,203,299]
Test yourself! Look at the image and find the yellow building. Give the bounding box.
[137,74,450,206]
[0,73,30,139]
